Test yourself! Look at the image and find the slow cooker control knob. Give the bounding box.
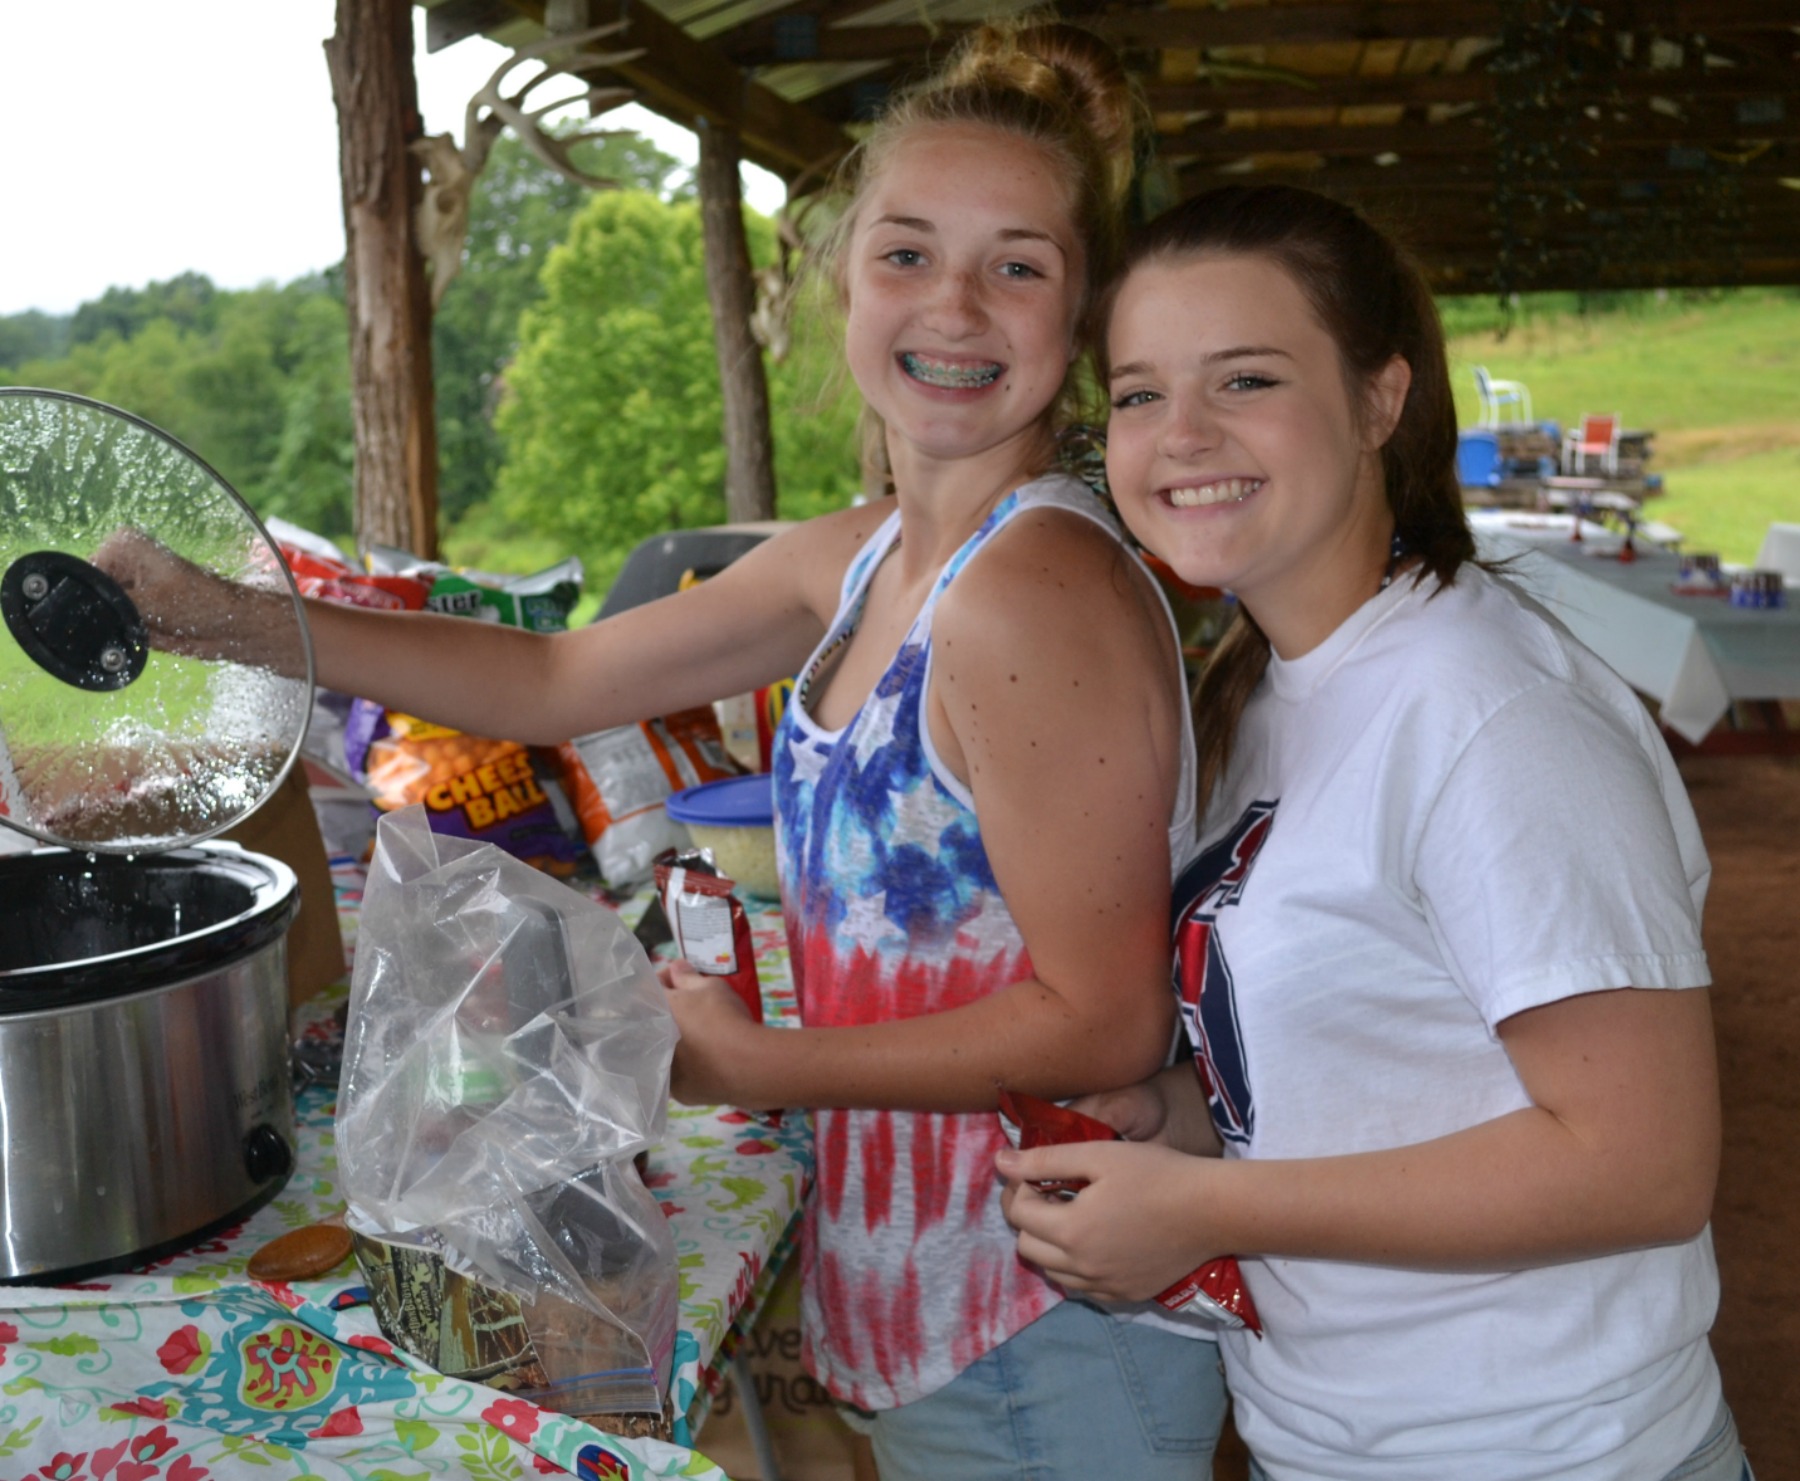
[243,1124,294,1184]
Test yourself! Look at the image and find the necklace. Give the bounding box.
[796,530,903,712]
[1378,531,1410,592]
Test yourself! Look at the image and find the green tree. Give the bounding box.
[0,310,70,370]
[489,188,860,593]
[69,271,221,347]
[433,130,690,525]
[260,287,356,539]
[2,276,356,538]
[493,191,726,577]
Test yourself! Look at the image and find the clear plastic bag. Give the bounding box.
[336,805,680,1418]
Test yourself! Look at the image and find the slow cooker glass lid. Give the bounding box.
[0,389,312,853]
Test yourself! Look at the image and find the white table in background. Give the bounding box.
[1471,512,1800,744]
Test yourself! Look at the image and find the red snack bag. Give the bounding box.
[282,546,432,611]
[653,860,763,1023]
[997,1088,1262,1335]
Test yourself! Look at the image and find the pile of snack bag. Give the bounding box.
[268,519,763,890]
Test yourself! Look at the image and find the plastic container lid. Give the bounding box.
[0,389,313,853]
[665,772,773,828]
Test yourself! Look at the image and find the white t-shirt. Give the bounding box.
[1179,565,1721,1481]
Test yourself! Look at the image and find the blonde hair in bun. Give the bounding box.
[823,17,1142,485]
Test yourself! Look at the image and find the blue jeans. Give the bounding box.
[1662,1400,1755,1481]
[856,1298,1227,1481]
[1243,1397,1752,1481]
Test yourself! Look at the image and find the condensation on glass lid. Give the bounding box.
[0,389,313,852]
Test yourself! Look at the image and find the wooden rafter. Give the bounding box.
[716,0,1800,68]
[415,0,1800,291]
[426,0,849,177]
[1143,65,1799,115]
[1162,111,1800,160]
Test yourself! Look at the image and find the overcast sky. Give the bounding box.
[0,1,785,317]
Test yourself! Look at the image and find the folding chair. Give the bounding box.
[1473,365,1533,427]
[1561,414,1622,477]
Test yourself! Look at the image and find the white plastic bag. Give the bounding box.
[336,805,679,1416]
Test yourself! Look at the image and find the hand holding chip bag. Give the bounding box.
[998,1088,1262,1335]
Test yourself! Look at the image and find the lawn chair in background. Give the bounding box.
[1473,365,1533,427]
[1562,413,1622,476]
[1755,522,1800,583]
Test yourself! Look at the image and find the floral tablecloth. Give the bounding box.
[0,863,813,1481]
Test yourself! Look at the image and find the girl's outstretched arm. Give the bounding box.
[666,509,1189,1111]
[96,505,887,746]
[999,983,1721,1297]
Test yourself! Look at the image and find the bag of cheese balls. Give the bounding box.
[344,557,586,877]
[346,710,582,877]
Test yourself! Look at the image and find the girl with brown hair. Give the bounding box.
[1001,185,1749,1481]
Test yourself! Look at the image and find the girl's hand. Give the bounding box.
[997,1139,1219,1301]
[92,526,308,676]
[1070,1062,1221,1156]
[661,959,773,1108]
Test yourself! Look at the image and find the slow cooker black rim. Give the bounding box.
[0,844,300,1015]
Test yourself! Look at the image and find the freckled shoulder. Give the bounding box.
[928,507,1166,658]
[769,496,898,624]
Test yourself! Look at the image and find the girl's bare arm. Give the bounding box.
[98,506,890,744]
[1001,984,1721,1295]
[668,511,1189,1110]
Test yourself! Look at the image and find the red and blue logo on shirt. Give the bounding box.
[1172,800,1277,1146]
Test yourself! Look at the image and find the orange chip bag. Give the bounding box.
[349,711,582,877]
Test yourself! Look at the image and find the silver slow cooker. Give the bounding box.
[0,388,314,1282]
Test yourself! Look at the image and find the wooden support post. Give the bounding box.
[696,118,778,524]
[325,0,441,558]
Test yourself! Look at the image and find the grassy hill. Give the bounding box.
[1445,288,1800,563]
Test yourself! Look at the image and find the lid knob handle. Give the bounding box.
[1,551,149,692]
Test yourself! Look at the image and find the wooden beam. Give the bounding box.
[480,0,849,179]
[1159,109,1800,160]
[424,0,515,52]
[1180,149,1800,192]
[329,0,440,559]
[1385,218,1800,254]
[696,119,778,523]
[1143,65,1799,115]
[739,1,1800,61]
[1097,1,1800,49]
[722,21,963,68]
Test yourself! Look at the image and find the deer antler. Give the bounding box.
[412,21,645,307]
[750,166,833,363]
[464,21,644,189]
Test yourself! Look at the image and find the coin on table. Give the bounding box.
[247,1223,355,1282]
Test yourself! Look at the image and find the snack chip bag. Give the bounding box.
[364,546,582,633]
[347,709,581,877]
[997,1087,1262,1335]
[263,517,430,835]
[652,855,763,1023]
[558,707,738,888]
[341,551,587,876]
